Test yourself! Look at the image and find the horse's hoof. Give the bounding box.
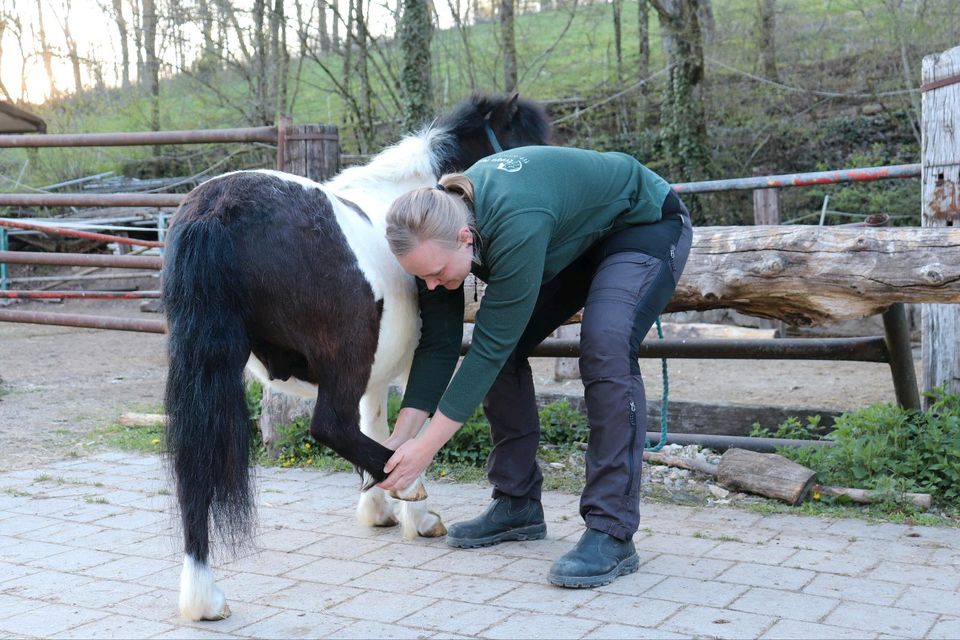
[419,511,447,538]
[373,513,400,527]
[204,604,231,621]
[389,483,428,502]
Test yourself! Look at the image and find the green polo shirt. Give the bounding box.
[401,145,672,422]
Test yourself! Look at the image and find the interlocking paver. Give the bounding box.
[396,598,514,636]
[728,586,839,622]
[488,582,599,615]
[802,572,906,606]
[782,548,880,575]
[328,590,436,623]
[868,560,960,591]
[706,539,798,565]
[586,623,687,639]
[716,560,817,590]
[56,614,175,638]
[928,617,960,640]
[571,592,681,626]
[483,612,599,639]
[0,602,106,637]
[895,585,960,616]
[660,604,776,639]
[764,619,878,639]
[646,576,748,608]
[641,552,734,579]
[414,573,519,605]
[822,601,939,637]
[2,452,958,639]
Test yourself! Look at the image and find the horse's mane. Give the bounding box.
[325,126,452,192]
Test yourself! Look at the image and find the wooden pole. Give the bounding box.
[752,166,780,225]
[920,45,960,407]
[282,124,341,182]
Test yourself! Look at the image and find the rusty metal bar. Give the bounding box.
[462,337,890,362]
[0,251,161,270]
[7,272,157,284]
[0,126,278,148]
[0,193,183,207]
[672,163,920,194]
[0,290,160,300]
[0,219,163,247]
[0,308,166,333]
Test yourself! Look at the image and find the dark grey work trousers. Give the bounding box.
[482,198,693,541]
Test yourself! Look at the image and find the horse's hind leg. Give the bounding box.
[178,494,230,621]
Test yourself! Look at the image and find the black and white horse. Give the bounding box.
[162,94,551,621]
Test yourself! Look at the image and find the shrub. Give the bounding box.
[755,388,960,507]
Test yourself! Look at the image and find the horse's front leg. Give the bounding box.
[356,386,446,539]
[356,388,399,529]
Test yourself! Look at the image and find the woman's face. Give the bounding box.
[396,227,474,291]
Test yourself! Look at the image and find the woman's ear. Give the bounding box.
[458,226,473,246]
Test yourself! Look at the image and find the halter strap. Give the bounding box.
[484,122,504,154]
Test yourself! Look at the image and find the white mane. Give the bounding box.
[324,126,452,212]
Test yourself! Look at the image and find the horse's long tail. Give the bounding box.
[162,214,253,560]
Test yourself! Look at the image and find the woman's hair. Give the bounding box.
[385,173,477,257]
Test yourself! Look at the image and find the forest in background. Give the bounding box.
[1,0,958,224]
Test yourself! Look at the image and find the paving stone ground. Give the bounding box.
[1,452,958,639]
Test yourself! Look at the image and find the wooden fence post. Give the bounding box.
[921,45,960,407]
[281,123,341,182]
[752,166,783,337]
[752,166,781,225]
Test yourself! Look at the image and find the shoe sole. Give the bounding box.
[445,523,547,549]
[547,553,640,588]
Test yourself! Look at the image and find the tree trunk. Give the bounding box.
[59,0,84,94]
[0,18,11,101]
[757,0,777,81]
[636,0,649,126]
[399,0,433,132]
[142,0,160,134]
[129,0,144,84]
[332,0,341,51]
[112,0,131,87]
[465,226,960,326]
[36,0,57,98]
[920,45,960,406]
[651,0,709,219]
[354,0,374,152]
[318,0,331,53]
[500,0,517,92]
[612,0,623,82]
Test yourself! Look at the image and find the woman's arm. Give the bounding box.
[383,406,429,450]
[377,410,462,492]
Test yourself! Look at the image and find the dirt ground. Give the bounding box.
[0,295,916,472]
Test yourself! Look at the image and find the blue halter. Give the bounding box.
[484,122,504,153]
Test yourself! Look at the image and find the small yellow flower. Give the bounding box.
[812,488,821,501]
[304,442,311,449]
[151,438,161,445]
[306,458,313,465]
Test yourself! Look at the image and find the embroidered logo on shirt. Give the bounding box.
[476,153,529,173]
[496,158,524,173]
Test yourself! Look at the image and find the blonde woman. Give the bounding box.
[379,145,693,588]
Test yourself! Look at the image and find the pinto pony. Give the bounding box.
[162,94,551,621]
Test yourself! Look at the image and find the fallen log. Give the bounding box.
[642,447,933,510]
[464,226,960,326]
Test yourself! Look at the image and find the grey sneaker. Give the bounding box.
[548,528,639,588]
[445,495,546,548]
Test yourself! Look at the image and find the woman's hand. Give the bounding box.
[377,409,463,493]
[377,438,437,493]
